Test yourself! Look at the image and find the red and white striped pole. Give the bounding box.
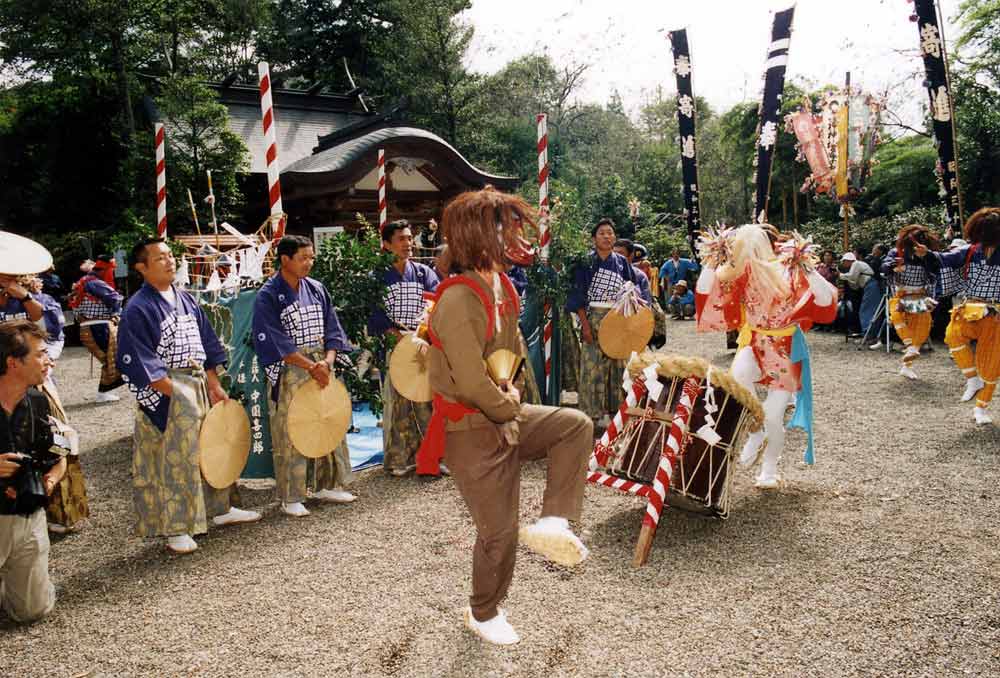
[537,113,554,403]
[258,62,285,240]
[377,149,387,230]
[633,376,700,566]
[154,123,167,238]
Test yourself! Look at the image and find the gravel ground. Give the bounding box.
[3,324,999,677]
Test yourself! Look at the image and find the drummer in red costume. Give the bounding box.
[415,187,592,646]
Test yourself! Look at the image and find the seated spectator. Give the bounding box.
[658,249,699,305]
[665,280,695,319]
[0,319,69,623]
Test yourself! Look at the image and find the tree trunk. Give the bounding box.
[793,184,800,226]
[781,190,788,228]
[111,32,134,143]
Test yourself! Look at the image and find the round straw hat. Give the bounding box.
[599,306,655,359]
[0,232,53,275]
[198,400,251,489]
[388,333,433,403]
[288,378,352,458]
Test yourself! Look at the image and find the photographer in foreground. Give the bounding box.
[0,319,68,623]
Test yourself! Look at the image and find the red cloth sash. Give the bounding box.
[414,273,519,475]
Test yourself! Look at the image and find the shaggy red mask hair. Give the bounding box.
[438,187,537,274]
[964,207,1000,248]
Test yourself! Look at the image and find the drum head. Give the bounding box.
[599,306,655,359]
[287,378,352,458]
[198,400,251,489]
[388,333,433,403]
[0,231,53,275]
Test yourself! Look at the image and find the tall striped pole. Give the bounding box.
[536,114,550,259]
[377,149,387,230]
[258,62,285,240]
[537,113,554,403]
[633,376,700,567]
[154,123,167,238]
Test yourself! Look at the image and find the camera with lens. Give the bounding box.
[0,448,62,515]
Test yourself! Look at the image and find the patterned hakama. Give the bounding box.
[269,347,353,502]
[131,368,230,537]
[578,306,625,424]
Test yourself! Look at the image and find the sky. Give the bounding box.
[463,0,962,121]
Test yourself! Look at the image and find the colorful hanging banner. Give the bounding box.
[752,6,796,224]
[668,29,701,250]
[912,0,962,226]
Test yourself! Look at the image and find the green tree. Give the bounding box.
[155,76,249,230]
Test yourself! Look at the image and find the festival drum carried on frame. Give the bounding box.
[602,354,763,518]
[388,332,433,403]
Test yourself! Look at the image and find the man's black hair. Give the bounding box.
[276,235,314,264]
[382,219,411,243]
[130,237,167,268]
[591,218,616,238]
[613,238,634,254]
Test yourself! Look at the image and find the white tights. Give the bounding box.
[731,347,794,480]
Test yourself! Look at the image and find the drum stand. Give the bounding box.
[857,289,892,352]
[587,376,701,566]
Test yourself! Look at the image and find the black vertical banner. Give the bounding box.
[752,6,796,224]
[668,29,700,253]
[912,0,961,226]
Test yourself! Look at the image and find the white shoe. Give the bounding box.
[899,365,918,380]
[962,376,985,403]
[519,516,589,567]
[281,502,310,517]
[388,464,416,477]
[95,391,120,403]
[869,342,883,351]
[312,488,356,504]
[211,507,262,527]
[48,523,68,534]
[974,407,993,425]
[739,432,766,468]
[754,473,781,490]
[464,607,520,646]
[166,534,198,554]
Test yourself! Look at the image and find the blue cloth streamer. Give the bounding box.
[787,326,815,465]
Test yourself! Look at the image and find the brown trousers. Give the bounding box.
[444,403,592,622]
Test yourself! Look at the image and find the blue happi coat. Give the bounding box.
[566,251,637,312]
[252,273,352,399]
[367,260,440,335]
[115,284,227,432]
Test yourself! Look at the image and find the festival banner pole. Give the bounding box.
[667,29,701,253]
[912,0,964,228]
[537,113,554,404]
[258,62,285,241]
[154,122,167,238]
[752,6,796,225]
[377,149,387,230]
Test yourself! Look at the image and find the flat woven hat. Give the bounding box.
[388,333,433,403]
[0,231,53,275]
[198,400,251,489]
[598,306,655,359]
[288,378,352,458]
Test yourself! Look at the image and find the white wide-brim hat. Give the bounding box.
[0,231,53,275]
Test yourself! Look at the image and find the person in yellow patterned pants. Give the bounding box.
[881,224,939,380]
[933,208,1000,425]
